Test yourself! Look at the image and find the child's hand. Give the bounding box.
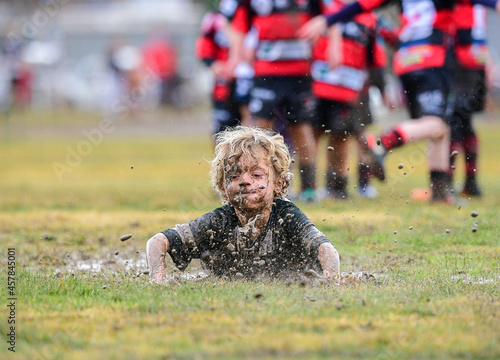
[297,15,328,43]
[146,233,170,285]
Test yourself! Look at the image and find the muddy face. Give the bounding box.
[223,151,278,216]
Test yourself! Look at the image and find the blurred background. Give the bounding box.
[1,0,500,119]
[0,0,216,114]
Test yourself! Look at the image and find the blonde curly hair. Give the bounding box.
[210,126,294,203]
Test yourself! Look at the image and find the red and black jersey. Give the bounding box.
[195,12,232,101]
[312,0,386,103]
[358,0,454,75]
[230,0,321,77]
[195,12,230,64]
[453,0,488,69]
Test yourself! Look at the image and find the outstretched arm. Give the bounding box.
[297,2,364,42]
[318,242,340,281]
[471,0,500,11]
[146,233,171,284]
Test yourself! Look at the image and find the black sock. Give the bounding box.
[299,164,317,191]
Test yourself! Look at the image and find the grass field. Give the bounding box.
[1,108,499,359]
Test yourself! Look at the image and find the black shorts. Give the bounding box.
[313,99,361,135]
[248,76,315,124]
[399,67,453,122]
[234,76,253,105]
[452,66,486,114]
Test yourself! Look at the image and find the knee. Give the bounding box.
[429,117,450,140]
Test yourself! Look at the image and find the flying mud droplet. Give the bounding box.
[471,227,478,233]
[235,272,244,279]
[102,285,107,289]
[254,292,263,299]
[143,270,150,275]
[336,303,343,310]
[446,229,451,233]
[376,138,382,146]
[327,146,334,151]
[450,150,459,158]
[470,211,479,218]
[120,234,133,242]
[398,163,404,169]
[258,185,265,189]
[114,250,119,256]
[393,231,397,234]
[409,226,413,230]
[131,165,134,169]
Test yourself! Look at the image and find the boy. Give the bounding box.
[195,10,243,134]
[311,0,388,199]
[449,0,492,197]
[146,126,340,282]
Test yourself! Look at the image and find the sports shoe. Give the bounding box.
[461,177,482,197]
[360,134,386,181]
[358,184,378,199]
[296,188,318,203]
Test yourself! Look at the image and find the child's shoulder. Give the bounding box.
[211,203,237,218]
[275,198,304,215]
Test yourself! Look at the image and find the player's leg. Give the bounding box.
[460,69,485,197]
[325,134,350,199]
[284,76,319,201]
[365,68,454,203]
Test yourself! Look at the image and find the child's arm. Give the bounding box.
[318,242,340,281]
[146,233,171,284]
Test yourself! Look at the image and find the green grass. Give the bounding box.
[0,110,499,359]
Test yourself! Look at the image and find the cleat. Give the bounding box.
[460,177,482,197]
[296,188,318,203]
[358,184,378,199]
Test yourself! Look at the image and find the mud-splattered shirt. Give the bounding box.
[162,198,331,278]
